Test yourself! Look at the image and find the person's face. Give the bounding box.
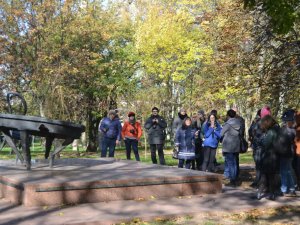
[287,121,295,128]
[210,115,215,123]
[198,113,204,120]
[185,119,191,126]
[129,116,135,120]
[109,114,115,120]
[180,110,186,116]
[152,110,158,116]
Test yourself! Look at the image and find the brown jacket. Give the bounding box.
[296,111,300,155]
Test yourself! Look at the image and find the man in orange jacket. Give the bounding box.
[122,112,143,161]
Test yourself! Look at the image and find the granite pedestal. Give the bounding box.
[0,159,222,207]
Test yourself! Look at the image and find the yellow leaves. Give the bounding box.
[135,2,213,83]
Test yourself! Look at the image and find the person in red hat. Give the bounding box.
[122,112,143,161]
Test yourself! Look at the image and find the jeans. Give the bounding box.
[202,146,217,172]
[150,144,165,165]
[178,159,192,169]
[223,152,238,181]
[101,137,116,157]
[124,139,140,161]
[280,157,296,193]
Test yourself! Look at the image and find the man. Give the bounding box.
[248,109,263,187]
[232,106,246,178]
[276,109,297,196]
[99,110,122,157]
[221,109,241,186]
[192,110,206,170]
[232,107,246,137]
[144,107,167,165]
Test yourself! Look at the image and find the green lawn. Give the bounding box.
[0,142,254,166]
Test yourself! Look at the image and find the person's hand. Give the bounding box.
[116,140,120,145]
[195,130,199,136]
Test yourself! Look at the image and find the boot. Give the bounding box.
[267,193,276,201]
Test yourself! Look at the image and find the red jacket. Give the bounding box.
[122,121,142,140]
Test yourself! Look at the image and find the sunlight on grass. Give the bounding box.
[0,142,254,166]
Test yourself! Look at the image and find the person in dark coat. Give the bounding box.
[248,109,263,187]
[276,109,297,196]
[99,110,122,157]
[232,107,245,178]
[257,115,280,200]
[144,107,167,165]
[221,109,241,185]
[191,110,206,170]
[202,113,222,172]
[175,117,198,169]
[172,108,188,137]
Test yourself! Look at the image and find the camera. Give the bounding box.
[129,129,135,134]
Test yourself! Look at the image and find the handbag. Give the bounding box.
[172,146,179,159]
[240,135,248,154]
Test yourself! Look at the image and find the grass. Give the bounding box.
[0,141,255,166]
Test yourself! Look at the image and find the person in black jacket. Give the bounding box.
[191,110,206,170]
[276,109,297,196]
[248,109,263,187]
[144,107,167,165]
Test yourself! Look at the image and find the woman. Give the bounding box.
[202,113,222,172]
[122,112,142,161]
[175,117,198,169]
[257,115,280,200]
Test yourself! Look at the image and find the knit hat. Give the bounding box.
[198,110,205,116]
[108,110,117,116]
[261,106,271,118]
[152,107,159,112]
[128,112,135,117]
[281,109,295,122]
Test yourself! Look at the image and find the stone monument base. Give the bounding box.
[0,159,222,207]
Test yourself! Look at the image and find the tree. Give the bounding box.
[244,0,300,34]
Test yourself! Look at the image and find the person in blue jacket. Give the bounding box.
[175,117,199,169]
[99,110,122,157]
[202,113,222,172]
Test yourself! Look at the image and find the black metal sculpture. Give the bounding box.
[0,92,85,170]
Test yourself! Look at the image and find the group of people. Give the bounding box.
[173,108,243,186]
[98,106,300,200]
[248,107,300,200]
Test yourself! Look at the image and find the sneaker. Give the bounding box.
[256,192,264,200]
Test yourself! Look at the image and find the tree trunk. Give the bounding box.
[86,107,98,152]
